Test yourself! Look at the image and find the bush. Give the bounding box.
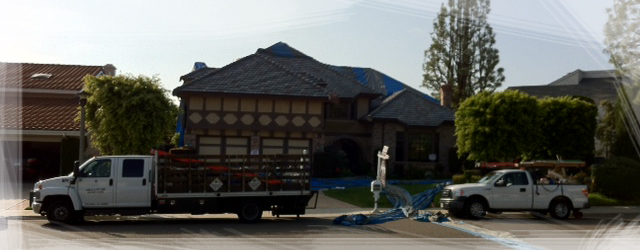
[452,174,466,184]
[592,157,640,200]
[453,172,482,184]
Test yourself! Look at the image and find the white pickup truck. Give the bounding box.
[439,169,590,219]
[31,153,315,224]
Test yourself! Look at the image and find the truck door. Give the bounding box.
[491,172,532,209]
[76,158,115,208]
[115,158,151,207]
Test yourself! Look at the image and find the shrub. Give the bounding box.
[592,157,640,200]
[452,174,466,184]
[453,172,482,184]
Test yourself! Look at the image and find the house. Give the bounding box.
[0,63,116,180]
[172,42,455,177]
[508,69,620,108]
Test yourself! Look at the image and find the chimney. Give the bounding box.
[439,84,452,108]
[103,64,117,76]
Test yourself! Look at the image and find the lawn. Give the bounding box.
[589,193,640,206]
[323,184,441,208]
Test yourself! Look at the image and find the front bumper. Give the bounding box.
[32,200,42,214]
[440,196,466,213]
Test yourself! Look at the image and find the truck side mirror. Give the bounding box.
[71,160,80,184]
[495,179,506,187]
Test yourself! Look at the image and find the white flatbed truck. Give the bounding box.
[31,152,315,223]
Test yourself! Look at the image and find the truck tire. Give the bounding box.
[238,201,263,223]
[46,201,75,224]
[549,200,571,220]
[464,198,487,219]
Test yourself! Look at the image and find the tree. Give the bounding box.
[604,0,640,159]
[456,92,598,162]
[596,100,617,158]
[423,0,504,108]
[82,75,178,155]
[536,97,597,160]
[455,90,540,162]
[605,0,640,83]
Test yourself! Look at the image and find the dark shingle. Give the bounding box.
[367,90,454,127]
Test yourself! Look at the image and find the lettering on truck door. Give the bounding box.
[115,158,151,207]
[77,159,115,207]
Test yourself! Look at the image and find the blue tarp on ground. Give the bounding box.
[333,184,446,226]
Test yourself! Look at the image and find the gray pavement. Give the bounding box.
[3,185,640,218]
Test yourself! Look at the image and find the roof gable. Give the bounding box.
[174,42,380,99]
[367,90,454,127]
[173,53,331,98]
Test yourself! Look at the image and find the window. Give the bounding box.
[122,159,144,178]
[79,159,111,178]
[501,173,529,185]
[326,103,352,119]
[408,133,437,162]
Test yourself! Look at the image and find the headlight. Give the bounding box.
[453,189,464,197]
[442,189,452,198]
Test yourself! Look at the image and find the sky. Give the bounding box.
[0,0,614,98]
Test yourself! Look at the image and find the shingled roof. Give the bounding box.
[173,42,380,99]
[367,89,454,127]
[0,96,80,131]
[0,63,106,90]
[0,62,110,132]
[508,70,619,105]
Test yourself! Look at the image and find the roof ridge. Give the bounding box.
[367,89,407,117]
[254,53,332,96]
[173,54,258,95]
[0,62,104,68]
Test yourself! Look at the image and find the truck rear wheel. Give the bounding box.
[46,201,75,224]
[549,200,571,220]
[238,201,263,223]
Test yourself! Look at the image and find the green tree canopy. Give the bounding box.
[455,90,540,162]
[82,75,178,155]
[536,97,597,160]
[423,0,505,108]
[456,91,598,162]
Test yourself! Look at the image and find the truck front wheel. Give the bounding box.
[464,198,487,219]
[238,201,263,223]
[46,201,75,224]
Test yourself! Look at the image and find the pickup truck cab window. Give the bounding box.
[79,159,112,178]
[497,172,529,186]
[478,171,502,184]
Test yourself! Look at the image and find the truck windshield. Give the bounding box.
[477,171,502,184]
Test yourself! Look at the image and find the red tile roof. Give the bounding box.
[0,63,104,90]
[0,96,80,131]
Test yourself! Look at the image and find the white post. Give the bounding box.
[372,146,389,213]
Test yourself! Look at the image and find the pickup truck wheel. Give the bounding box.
[46,201,75,224]
[238,202,263,223]
[465,198,487,219]
[549,200,571,220]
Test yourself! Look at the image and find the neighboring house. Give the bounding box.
[508,69,619,108]
[0,63,116,180]
[508,69,621,157]
[172,42,455,177]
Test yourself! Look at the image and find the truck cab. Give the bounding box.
[32,156,153,223]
